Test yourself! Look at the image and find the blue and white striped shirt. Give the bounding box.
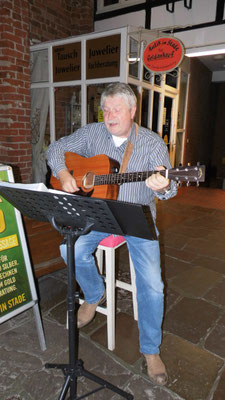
[46,122,177,221]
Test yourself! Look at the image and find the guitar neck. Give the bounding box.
[94,170,162,186]
[93,165,205,185]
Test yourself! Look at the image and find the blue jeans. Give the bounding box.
[60,230,164,355]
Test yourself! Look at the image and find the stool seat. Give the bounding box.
[98,235,125,247]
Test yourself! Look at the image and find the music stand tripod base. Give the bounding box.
[45,218,133,400]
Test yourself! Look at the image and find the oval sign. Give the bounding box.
[143,37,184,73]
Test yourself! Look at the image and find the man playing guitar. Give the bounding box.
[47,82,177,386]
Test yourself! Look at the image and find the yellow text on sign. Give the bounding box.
[0,234,19,252]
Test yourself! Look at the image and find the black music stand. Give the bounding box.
[0,184,156,400]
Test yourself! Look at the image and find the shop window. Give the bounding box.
[55,86,81,140]
[128,37,139,78]
[129,84,140,124]
[165,68,178,88]
[152,91,160,134]
[96,0,145,14]
[30,50,48,83]
[177,71,188,129]
[162,96,173,148]
[87,84,107,123]
[141,89,150,128]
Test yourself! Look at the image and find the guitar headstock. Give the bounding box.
[166,163,205,186]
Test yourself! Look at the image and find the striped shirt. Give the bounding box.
[46,122,177,221]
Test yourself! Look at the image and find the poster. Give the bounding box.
[0,166,37,323]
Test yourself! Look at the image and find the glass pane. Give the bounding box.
[143,66,153,83]
[30,50,48,83]
[129,84,140,124]
[87,84,107,123]
[162,96,173,150]
[104,0,118,5]
[175,131,184,167]
[166,68,178,88]
[30,87,50,183]
[154,73,163,87]
[141,89,149,128]
[55,86,81,141]
[128,37,139,78]
[152,91,160,133]
[177,71,188,129]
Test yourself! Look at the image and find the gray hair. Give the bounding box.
[100,82,137,110]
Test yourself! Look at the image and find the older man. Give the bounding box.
[47,82,177,385]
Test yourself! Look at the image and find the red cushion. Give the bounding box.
[99,235,125,248]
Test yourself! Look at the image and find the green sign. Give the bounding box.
[0,166,34,321]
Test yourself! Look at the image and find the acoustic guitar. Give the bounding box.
[50,153,205,200]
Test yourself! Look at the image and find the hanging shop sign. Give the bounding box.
[0,166,36,322]
[86,34,121,79]
[53,42,81,82]
[143,36,184,73]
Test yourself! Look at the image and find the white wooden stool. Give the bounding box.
[80,235,138,351]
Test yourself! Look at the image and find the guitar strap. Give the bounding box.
[119,123,139,173]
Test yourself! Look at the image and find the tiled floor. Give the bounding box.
[1,186,225,400]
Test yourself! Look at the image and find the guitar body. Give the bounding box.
[50,153,120,200]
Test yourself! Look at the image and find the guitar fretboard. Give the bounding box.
[94,170,161,186]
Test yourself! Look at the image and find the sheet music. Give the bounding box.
[0,181,74,196]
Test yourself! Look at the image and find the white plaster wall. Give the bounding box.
[176,24,225,50]
[94,0,225,51]
[94,10,145,32]
[151,0,218,30]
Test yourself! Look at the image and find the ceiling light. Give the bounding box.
[186,44,225,57]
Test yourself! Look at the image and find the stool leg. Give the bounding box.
[105,247,116,351]
[96,247,104,274]
[129,254,138,321]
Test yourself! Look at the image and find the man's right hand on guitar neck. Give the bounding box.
[58,169,80,193]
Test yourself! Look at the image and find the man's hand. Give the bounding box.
[145,166,170,193]
[58,169,80,193]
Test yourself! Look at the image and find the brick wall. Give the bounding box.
[29,0,94,42]
[0,0,94,183]
[0,0,32,183]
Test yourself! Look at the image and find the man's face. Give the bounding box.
[103,95,136,138]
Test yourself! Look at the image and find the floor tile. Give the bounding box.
[161,255,192,281]
[191,255,225,274]
[164,287,181,313]
[185,237,225,259]
[118,374,180,400]
[38,275,68,312]
[163,247,196,263]
[90,312,140,364]
[213,369,225,400]
[204,313,225,358]
[163,297,221,344]
[203,277,225,306]
[160,334,223,400]
[168,265,222,297]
